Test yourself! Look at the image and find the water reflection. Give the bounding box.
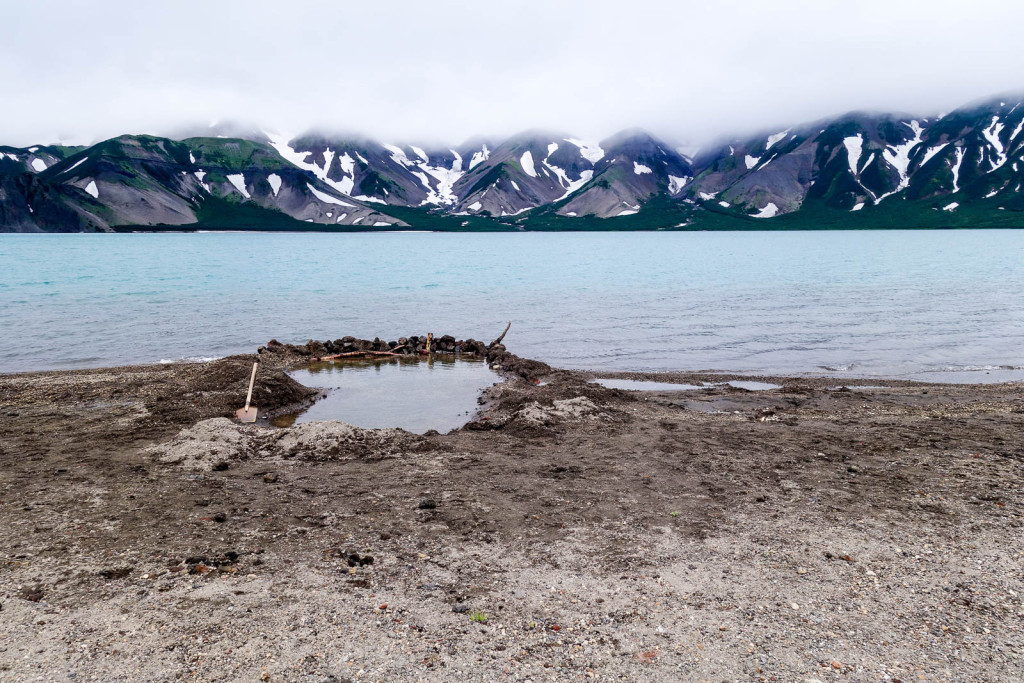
[275,357,498,433]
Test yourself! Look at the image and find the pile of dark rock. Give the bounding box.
[255,326,554,383]
[260,334,490,359]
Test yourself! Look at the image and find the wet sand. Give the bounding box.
[1,347,1022,682]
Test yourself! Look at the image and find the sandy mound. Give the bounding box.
[150,417,421,470]
[266,420,416,461]
[148,417,247,471]
[514,396,605,427]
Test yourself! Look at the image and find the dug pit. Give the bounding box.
[272,356,499,433]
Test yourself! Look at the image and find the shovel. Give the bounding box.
[236,362,259,423]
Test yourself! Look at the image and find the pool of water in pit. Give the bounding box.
[273,357,499,433]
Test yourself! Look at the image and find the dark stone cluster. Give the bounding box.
[260,334,490,358]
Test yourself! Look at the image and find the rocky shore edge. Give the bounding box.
[257,327,553,385]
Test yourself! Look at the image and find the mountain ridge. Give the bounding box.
[4,91,1024,232]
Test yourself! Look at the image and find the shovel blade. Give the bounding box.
[236,406,258,423]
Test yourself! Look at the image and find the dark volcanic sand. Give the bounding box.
[1,350,1022,682]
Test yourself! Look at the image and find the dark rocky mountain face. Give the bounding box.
[557,130,693,218]
[4,91,1024,231]
[2,136,401,232]
[446,133,601,217]
[686,114,930,217]
[682,95,1024,222]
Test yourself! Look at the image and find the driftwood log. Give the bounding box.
[491,322,511,347]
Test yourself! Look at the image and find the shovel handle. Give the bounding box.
[243,362,258,410]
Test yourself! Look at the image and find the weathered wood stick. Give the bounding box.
[491,322,512,346]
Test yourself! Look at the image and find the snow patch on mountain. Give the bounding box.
[859,153,875,175]
[267,173,282,197]
[383,144,411,166]
[227,174,250,199]
[565,138,604,164]
[469,145,490,170]
[744,155,760,170]
[315,149,335,180]
[943,201,959,211]
[354,195,385,204]
[337,153,355,176]
[418,152,463,206]
[983,116,1008,171]
[307,183,354,207]
[766,130,791,149]
[920,143,948,168]
[555,170,592,201]
[541,148,590,200]
[668,175,690,194]
[751,202,778,218]
[84,180,99,199]
[843,135,863,177]
[410,146,429,163]
[520,151,537,177]
[951,147,966,193]
[876,120,924,204]
[411,170,431,190]
[60,157,89,176]
[194,171,210,192]
[851,202,865,211]
[31,158,47,172]
[1010,120,1024,148]
[268,133,355,198]
[633,162,652,175]
[382,143,464,205]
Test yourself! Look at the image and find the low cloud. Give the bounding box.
[2,0,1023,147]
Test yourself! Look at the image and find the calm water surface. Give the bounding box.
[1,230,1022,381]
[278,357,496,433]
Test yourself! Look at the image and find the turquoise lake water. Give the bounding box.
[1,230,1023,381]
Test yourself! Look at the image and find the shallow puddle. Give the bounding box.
[725,380,782,391]
[592,378,706,391]
[274,357,498,434]
[591,378,782,392]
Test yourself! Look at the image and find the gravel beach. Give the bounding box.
[1,346,1022,682]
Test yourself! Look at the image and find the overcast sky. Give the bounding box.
[3,0,1024,148]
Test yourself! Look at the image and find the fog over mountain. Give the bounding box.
[3,0,1024,147]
